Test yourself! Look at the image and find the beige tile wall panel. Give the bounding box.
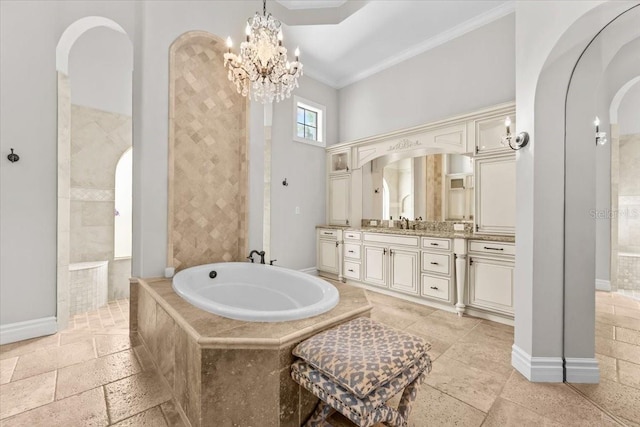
[426,154,444,221]
[168,31,249,271]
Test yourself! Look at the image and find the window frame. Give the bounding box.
[293,95,326,148]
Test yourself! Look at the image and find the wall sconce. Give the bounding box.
[594,116,607,146]
[502,117,529,150]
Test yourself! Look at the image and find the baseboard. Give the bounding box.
[511,344,564,382]
[0,316,58,345]
[565,358,600,383]
[299,267,318,276]
[595,279,611,291]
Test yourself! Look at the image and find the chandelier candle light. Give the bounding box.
[224,0,303,103]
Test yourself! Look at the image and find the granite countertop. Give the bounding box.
[316,225,515,243]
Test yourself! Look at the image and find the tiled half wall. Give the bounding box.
[167,31,249,271]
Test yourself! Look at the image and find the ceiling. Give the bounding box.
[272,0,514,88]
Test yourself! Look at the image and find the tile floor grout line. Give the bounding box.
[478,369,516,427]
[565,382,629,426]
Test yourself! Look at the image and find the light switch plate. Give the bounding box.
[370,220,378,226]
[453,223,464,231]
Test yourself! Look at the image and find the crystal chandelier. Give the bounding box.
[224,0,303,103]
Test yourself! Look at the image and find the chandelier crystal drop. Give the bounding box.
[224,0,303,103]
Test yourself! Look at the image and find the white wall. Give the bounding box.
[0,1,138,326]
[270,75,339,269]
[618,82,640,135]
[338,14,515,143]
[69,26,133,116]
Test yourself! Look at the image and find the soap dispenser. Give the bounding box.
[389,216,394,228]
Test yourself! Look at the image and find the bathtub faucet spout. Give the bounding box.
[247,250,266,264]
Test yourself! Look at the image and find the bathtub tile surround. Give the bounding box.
[168,31,249,272]
[133,276,372,427]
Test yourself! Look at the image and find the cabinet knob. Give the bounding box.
[383,248,387,255]
[348,269,354,272]
[348,250,354,253]
[430,286,438,290]
[335,242,339,247]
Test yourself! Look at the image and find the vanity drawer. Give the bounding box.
[422,252,451,275]
[364,233,419,247]
[318,229,338,239]
[421,275,450,302]
[344,231,361,241]
[344,243,361,260]
[469,241,515,256]
[344,261,361,280]
[421,238,451,251]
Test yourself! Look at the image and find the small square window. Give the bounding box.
[293,96,326,148]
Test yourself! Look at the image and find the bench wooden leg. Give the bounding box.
[304,400,335,427]
[396,371,426,422]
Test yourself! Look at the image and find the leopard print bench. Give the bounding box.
[291,317,432,427]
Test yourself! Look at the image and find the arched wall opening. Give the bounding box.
[513,1,640,384]
[56,16,133,329]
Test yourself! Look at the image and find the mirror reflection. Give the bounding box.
[362,153,474,222]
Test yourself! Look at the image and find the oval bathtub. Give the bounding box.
[172,262,339,322]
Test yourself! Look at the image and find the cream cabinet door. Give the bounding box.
[475,156,516,235]
[389,248,419,295]
[329,174,350,226]
[468,257,514,314]
[474,114,514,156]
[363,245,387,288]
[317,239,339,274]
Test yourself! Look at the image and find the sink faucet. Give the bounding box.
[404,217,410,229]
[247,250,266,264]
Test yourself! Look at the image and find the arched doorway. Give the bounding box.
[513,2,640,384]
[56,17,133,329]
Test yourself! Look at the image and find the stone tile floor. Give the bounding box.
[618,289,640,302]
[0,290,639,426]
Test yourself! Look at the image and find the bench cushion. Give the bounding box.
[292,317,430,399]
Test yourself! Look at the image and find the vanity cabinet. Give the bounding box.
[389,248,420,295]
[467,240,515,316]
[317,229,341,277]
[329,150,350,174]
[474,156,516,235]
[328,174,350,226]
[343,231,362,281]
[420,237,455,304]
[361,233,420,295]
[471,113,515,156]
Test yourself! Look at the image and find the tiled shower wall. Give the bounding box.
[168,31,248,271]
[70,104,132,300]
